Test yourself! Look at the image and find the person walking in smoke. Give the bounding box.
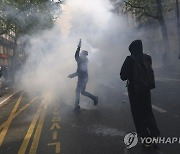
[120,40,160,147]
[68,39,98,111]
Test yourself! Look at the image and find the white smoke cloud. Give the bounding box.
[15,0,133,104]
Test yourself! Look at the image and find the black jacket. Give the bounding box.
[120,40,152,91]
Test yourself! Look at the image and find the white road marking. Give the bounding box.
[156,77,180,82]
[102,83,115,89]
[105,84,168,114]
[152,105,167,113]
[173,114,179,118]
[122,92,167,113]
[123,92,128,96]
[0,92,17,105]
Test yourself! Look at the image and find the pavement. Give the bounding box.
[0,72,179,154]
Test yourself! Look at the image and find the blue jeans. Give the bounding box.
[75,77,96,106]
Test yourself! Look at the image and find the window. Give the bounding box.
[0,46,3,54]
[4,59,8,66]
[8,48,14,56]
[4,47,7,54]
[0,59,3,65]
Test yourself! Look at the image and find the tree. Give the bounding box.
[0,0,61,35]
[0,0,61,74]
[123,0,174,65]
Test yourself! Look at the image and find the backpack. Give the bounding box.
[130,54,155,93]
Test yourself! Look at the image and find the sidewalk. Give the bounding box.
[0,79,17,107]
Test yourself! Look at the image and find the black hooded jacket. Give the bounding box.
[120,40,152,91]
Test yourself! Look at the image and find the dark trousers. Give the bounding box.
[75,77,96,106]
[128,89,160,138]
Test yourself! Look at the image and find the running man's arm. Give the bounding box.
[75,39,81,61]
[75,47,80,61]
[68,72,78,78]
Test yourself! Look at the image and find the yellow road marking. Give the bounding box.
[50,123,60,130]
[53,131,58,140]
[0,94,23,146]
[48,142,60,153]
[0,96,38,130]
[53,111,60,116]
[52,116,61,122]
[18,104,42,154]
[29,105,47,154]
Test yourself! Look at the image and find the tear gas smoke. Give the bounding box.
[14,0,138,104]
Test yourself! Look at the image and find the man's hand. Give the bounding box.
[68,72,78,79]
[68,74,73,78]
[78,39,81,48]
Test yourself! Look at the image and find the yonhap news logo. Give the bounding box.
[124,132,180,149]
[141,137,180,144]
[124,132,138,149]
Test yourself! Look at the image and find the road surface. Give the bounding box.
[0,74,179,154]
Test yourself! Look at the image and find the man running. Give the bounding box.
[68,39,98,111]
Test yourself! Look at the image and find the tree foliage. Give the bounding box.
[0,0,61,35]
[120,0,175,64]
[123,0,174,21]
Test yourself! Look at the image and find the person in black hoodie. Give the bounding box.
[120,40,160,146]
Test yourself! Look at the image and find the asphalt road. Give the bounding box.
[0,75,180,154]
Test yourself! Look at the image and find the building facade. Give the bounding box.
[0,28,16,67]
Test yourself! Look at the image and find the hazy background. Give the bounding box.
[14,0,152,105]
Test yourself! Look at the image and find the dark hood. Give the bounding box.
[129,40,143,56]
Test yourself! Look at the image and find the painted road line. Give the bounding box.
[0,92,17,106]
[0,96,38,130]
[0,94,23,146]
[102,83,115,89]
[29,105,47,154]
[50,123,61,130]
[48,105,61,153]
[53,131,58,140]
[122,92,167,113]
[174,114,179,118]
[123,92,128,96]
[18,104,42,154]
[152,105,167,113]
[48,142,60,154]
[156,77,180,82]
